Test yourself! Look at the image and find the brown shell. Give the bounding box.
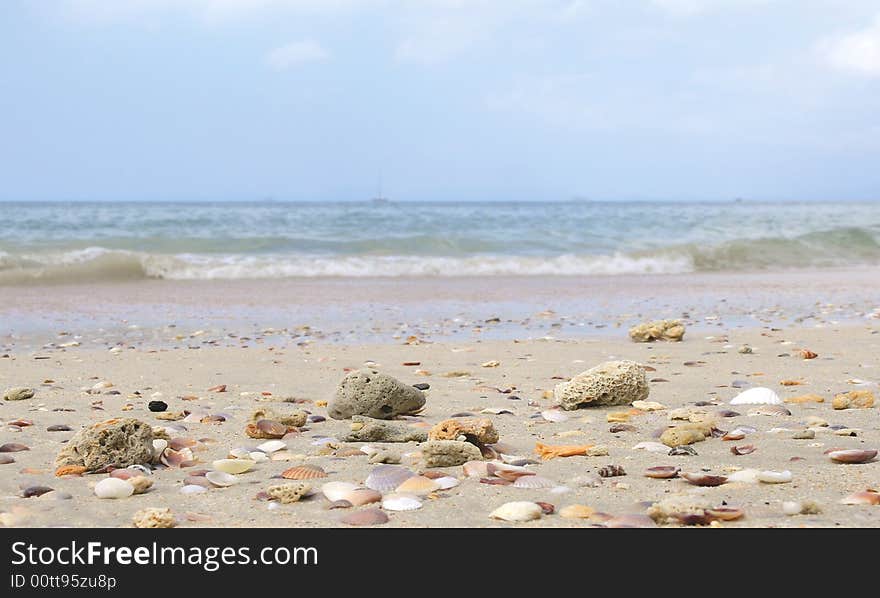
[644,466,680,479]
[281,465,328,480]
[681,472,728,487]
[339,508,389,526]
[54,465,87,477]
[828,449,877,464]
[731,444,756,456]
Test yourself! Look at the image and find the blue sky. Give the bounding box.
[1,0,879,201]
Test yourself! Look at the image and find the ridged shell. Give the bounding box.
[489,501,543,522]
[730,387,781,405]
[512,475,556,489]
[281,465,328,480]
[340,508,389,526]
[381,492,423,511]
[559,504,595,519]
[757,470,792,483]
[212,459,255,474]
[827,449,877,464]
[365,465,414,492]
[205,471,238,487]
[395,476,441,495]
[747,405,791,417]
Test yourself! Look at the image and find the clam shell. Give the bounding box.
[0,443,30,452]
[0,455,15,464]
[228,447,252,459]
[489,501,543,522]
[381,492,423,511]
[205,471,238,487]
[730,387,781,405]
[322,482,360,502]
[757,470,792,484]
[433,476,460,490]
[168,437,198,450]
[257,440,287,454]
[281,465,328,480]
[559,504,595,519]
[840,491,880,505]
[395,476,441,495]
[184,476,213,488]
[340,508,389,526]
[250,451,269,463]
[644,466,680,479]
[512,475,556,489]
[682,473,727,487]
[827,449,877,464]
[731,444,756,455]
[747,405,791,417]
[94,477,134,499]
[365,465,414,493]
[256,419,288,438]
[212,459,255,475]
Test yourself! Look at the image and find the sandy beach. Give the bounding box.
[1,271,878,528]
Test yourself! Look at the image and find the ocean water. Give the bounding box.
[1,200,879,284]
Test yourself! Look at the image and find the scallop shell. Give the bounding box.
[559,504,595,519]
[257,440,287,454]
[212,459,255,475]
[433,476,460,490]
[365,465,414,493]
[340,508,389,526]
[827,449,877,464]
[747,405,791,417]
[462,460,489,478]
[682,472,728,487]
[730,387,781,405]
[256,419,288,438]
[512,475,557,489]
[94,477,134,499]
[840,491,880,505]
[644,466,680,479]
[205,471,238,487]
[489,501,543,522]
[395,476,441,495]
[757,470,792,484]
[381,493,423,511]
[281,465,328,480]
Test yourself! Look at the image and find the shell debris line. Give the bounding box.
[2,315,879,529]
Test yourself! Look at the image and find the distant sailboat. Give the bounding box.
[371,173,390,203]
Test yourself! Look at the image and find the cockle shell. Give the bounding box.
[395,476,441,495]
[212,459,255,475]
[730,387,781,405]
[205,471,238,487]
[559,504,595,519]
[512,475,556,489]
[365,465,414,493]
[489,501,543,522]
[381,493,423,511]
[94,477,134,499]
[827,449,877,464]
[758,470,792,484]
[281,465,328,480]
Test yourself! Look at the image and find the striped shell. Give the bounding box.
[381,493,423,511]
[747,405,791,417]
[365,465,414,493]
[395,476,441,495]
[462,460,489,478]
[512,475,557,489]
[281,465,328,480]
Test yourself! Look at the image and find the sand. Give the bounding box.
[1,319,879,528]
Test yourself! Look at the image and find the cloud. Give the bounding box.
[649,0,774,17]
[265,40,329,70]
[818,14,880,77]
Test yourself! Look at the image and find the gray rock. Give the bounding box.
[329,369,426,420]
[554,360,649,410]
[3,387,35,401]
[343,416,428,443]
[55,418,154,471]
[421,440,482,468]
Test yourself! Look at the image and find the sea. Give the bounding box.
[1,200,879,284]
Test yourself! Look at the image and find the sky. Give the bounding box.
[1,0,880,202]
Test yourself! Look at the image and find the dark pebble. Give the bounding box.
[47,425,72,432]
[20,485,54,498]
[148,400,168,412]
[412,383,430,391]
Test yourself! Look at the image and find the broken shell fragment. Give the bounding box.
[205,471,238,487]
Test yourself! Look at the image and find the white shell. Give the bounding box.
[726,469,761,484]
[434,476,460,490]
[249,452,269,463]
[489,501,543,522]
[94,477,134,499]
[152,439,168,457]
[205,471,238,487]
[541,410,569,423]
[782,501,803,515]
[758,470,792,484]
[180,484,208,494]
[381,492,422,511]
[512,475,556,489]
[212,459,255,474]
[228,447,252,459]
[257,440,287,454]
[632,442,670,453]
[730,387,781,405]
[549,485,572,494]
[321,482,360,502]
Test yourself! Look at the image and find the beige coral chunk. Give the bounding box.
[132,507,176,529]
[660,425,708,447]
[832,390,875,410]
[267,482,312,504]
[428,417,499,444]
[785,394,824,404]
[629,320,685,343]
[554,360,649,410]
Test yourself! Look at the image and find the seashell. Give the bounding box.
[270,450,301,462]
[462,460,490,478]
[47,424,72,432]
[345,488,382,506]
[730,387,781,405]
[167,437,197,451]
[757,470,792,484]
[152,439,168,457]
[731,444,756,455]
[20,485,54,498]
[559,504,595,519]
[256,440,287,454]
[512,475,556,489]
[395,476,441,495]
[827,449,877,464]
[668,445,698,456]
[250,452,269,463]
[597,465,626,478]
[0,455,15,465]
[381,492,423,511]
[645,466,679,479]
[180,484,208,494]
[747,405,791,417]
[322,482,359,502]
[212,459,255,475]
[0,443,29,452]
[205,471,238,487]
[840,491,880,505]
[726,469,761,484]
[480,477,512,486]
[605,514,657,528]
[632,441,669,453]
[228,447,252,459]
[722,430,745,441]
[328,500,353,509]
[707,506,744,521]
[682,472,727,487]
[94,477,135,499]
[500,456,539,466]
[257,419,288,437]
[433,476,460,490]
[490,501,543,522]
[716,410,740,418]
[541,409,569,423]
[365,465,414,492]
[161,447,195,468]
[281,465,328,480]
[340,508,389,526]
[184,475,213,488]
